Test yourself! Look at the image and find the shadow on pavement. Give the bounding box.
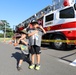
[11,52,21,66]
[11,52,31,69]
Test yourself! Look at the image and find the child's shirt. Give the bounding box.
[28,29,43,46]
[20,39,29,55]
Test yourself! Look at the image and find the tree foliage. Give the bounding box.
[0,20,14,38]
[0,20,10,32]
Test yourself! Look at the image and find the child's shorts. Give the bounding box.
[21,53,29,60]
[30,45,41,54]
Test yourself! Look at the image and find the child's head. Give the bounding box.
[30,21,39,29]
[21,30,28,38]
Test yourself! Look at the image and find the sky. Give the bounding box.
[0,0,52,29]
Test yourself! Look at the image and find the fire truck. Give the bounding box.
[15,0,76,50]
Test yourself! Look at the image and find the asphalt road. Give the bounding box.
[0,42,76,75]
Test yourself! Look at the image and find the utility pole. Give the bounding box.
[0,20,3,25]
[4,22,6,40]
[0,20,6,42]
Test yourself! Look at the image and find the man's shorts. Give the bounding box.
[30,45,41,54]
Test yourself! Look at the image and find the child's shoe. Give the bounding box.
[17,66,22,71]
[29,64,35,69]
[35,64,40,70]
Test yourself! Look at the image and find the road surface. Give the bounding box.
[0,42,76,75]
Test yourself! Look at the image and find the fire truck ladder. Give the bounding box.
[17,5,53,28]
[17,0,63,28]
[22,5,52,24]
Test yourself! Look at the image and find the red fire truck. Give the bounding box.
[15,0,76,50]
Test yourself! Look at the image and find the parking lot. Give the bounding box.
[0,42,76,75]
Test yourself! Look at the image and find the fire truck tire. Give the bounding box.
[50,35,67,50]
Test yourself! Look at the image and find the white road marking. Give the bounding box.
[58,59,70,65]
[58,58,76,67]
[70,59,76,67]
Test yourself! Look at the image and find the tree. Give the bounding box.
[0,20,14,38]
[0,33,4,37]
[0,20,10,32]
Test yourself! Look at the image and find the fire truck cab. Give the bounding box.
[42,3,76,50]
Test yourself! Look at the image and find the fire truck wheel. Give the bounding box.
[51,35,67,50]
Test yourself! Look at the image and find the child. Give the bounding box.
[16,30,31,71]
[28,21,46,70]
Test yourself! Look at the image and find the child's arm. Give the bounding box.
[21,40,28,45]
[14,37,22,46]
[17,38,22,44]
[17,34,26,44]
[39,26,46,34]
[28,30,38,37]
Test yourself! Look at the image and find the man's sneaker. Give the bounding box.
[29,64,35,69]
[35,64,40,70]
[17,66,22,71]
